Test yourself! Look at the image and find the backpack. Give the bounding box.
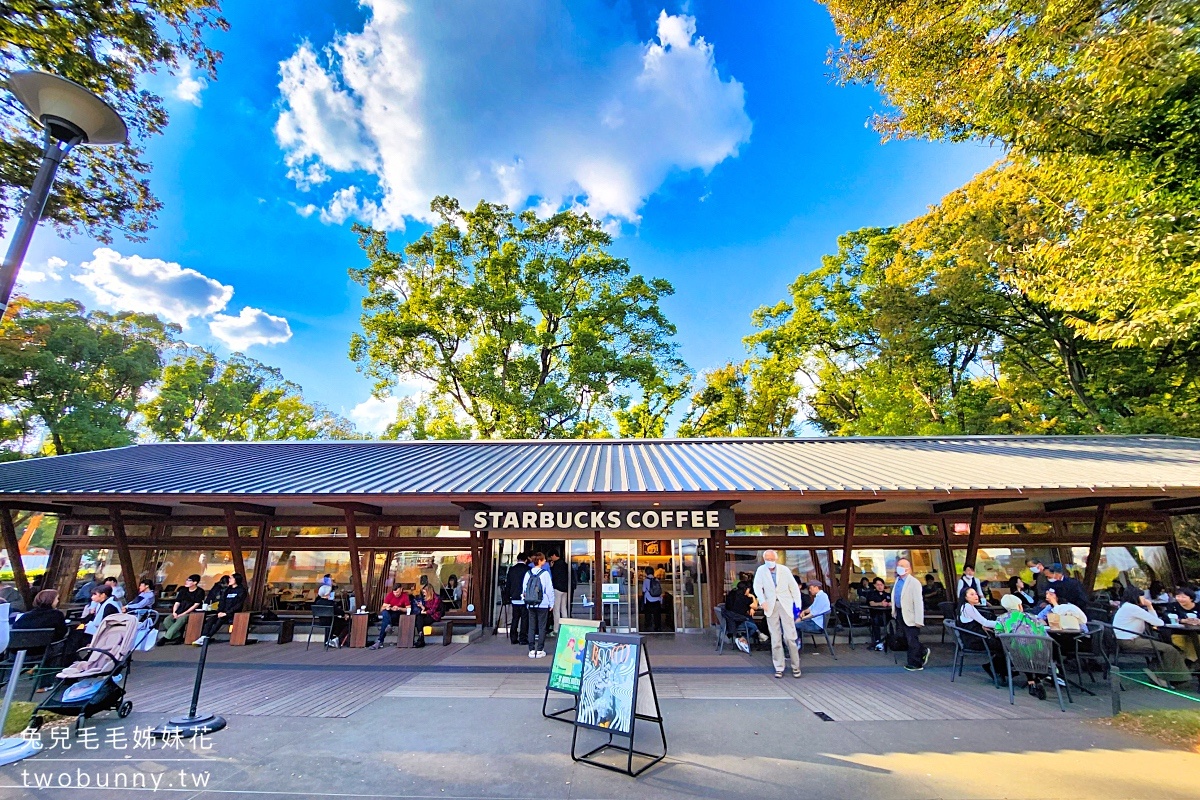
[648,577,663,598]
[523,568,545,606]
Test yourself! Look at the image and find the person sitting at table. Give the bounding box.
[103,576,126,609]
[441,575,462,610]
[13,590,68,657]
[369,585,412,649]
[796,581,831,650]
[1112,585,1192,690]
[1146,581,1171,604]
[161,575,206,644]
[1163,586,1200,665]
[1044,564,1089,609]
[1035,587,1089,628]
[957,566,983,605]
[922,574,946,611]
[864,576,891,651]
[195,573,246,646]
[312,584,351,648]
[206,574,230,607]
[723,580,760,653]
[958,587,1005,680]
[995,592,1052,699]
[80,583,122,635]
[411,585,443,648]
[855,578,871,601]
[124,579,157,615]
[1007,576,1036,607]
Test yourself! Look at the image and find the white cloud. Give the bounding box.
[275,2,751,229]
[19,256,66,284]
[350,395,400,435]
[208,307,293,350]
[73,248,232,327]
[173,63,208,107]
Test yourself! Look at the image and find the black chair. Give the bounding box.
[1070,620,1109,684]
[798,610,837,660]
[304,607,337,651]
[996,633,1071,712]
[712,604,729,654]
[944,620,1000,688]
[937,601,957,643]
[2,628,58,700]
[833,599,873,649]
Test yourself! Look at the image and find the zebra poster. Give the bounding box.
[575,634,641,735]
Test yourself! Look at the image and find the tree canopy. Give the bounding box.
[0,0,227,242]
[0,297,354,456]
[823,0,1200,345]
[350,197,687,439]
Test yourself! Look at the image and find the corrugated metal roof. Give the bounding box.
[1,435,1200,497]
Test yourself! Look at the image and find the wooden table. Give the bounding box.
[395,613,417,648]
[349,613,369,648]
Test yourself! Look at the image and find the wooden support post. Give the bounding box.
[251,520,270,610]
[0,510,32,607]
[837,506,857,601]
[470,531,486,624]
[938,517,957,597]
[341,507,367,608]
[708,529,726,615]
[222,507,248,585]
[107,507,139,591]
[593,530,603,622]
[1083,502,1111,593]
[964,504,984,570]
[1164,518,1189,586]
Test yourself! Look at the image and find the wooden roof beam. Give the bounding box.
[73,500,173,516]
[931,498,1023,514]
[819,499,884,515]
[314,501,383,516]
[183,501,275,517]
[1153,497,1200,512]
[0,500,74,515]
[1044,496,1149,513]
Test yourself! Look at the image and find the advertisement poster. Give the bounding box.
[547,618,601,695]
[576,634,640,735]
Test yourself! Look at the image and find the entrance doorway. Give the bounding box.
[599,538,708,633]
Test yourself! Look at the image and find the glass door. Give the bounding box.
[600,539,637,631]
[672,539,708,632]
[567,539,595,620]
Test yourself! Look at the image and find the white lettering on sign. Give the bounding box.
[459,507,735,531]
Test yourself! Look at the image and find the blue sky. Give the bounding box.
[13,0,996,434]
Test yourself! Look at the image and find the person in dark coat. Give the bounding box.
[13,589,68,656]
[197,573,246,644]
[505,553,530,645]
[1046,564,1088,608]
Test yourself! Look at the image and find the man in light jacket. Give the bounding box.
[753,550,803,678]
[892,557,929,671]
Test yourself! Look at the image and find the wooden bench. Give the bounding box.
[230,612,301,645]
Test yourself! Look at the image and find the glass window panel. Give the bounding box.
[270,525,345,537]
[842,549,944,587]
[728,525,812,536]
[82,524,151,538]
[150,549,257,597]
[953,547,1063,589]
[1068,521,1170,538]
[1063,545,1172,591]
[264,550,352,606]
[383,551,475,614]
[168,525,259,538]
[385,525,470,538]
[831,525,938,537]
[724,549,821,592]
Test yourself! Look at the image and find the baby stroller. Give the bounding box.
[31,612,154,732]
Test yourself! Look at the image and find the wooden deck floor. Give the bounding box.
[117,630,1116,721]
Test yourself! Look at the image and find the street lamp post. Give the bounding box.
[0,71,128,315]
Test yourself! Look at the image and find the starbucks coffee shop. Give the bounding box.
[0,435,1197,634]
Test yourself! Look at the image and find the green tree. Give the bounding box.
[676,357,800,437]
[144,348,357,441]
[0,296,176,454]
[382,396,473,441]
[822,0,1200,344]
[1,0,228,242]
[350,197,686,439]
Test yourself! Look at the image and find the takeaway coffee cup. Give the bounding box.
[1168,613,1180,624]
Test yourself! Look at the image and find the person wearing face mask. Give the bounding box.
[957,566,983,605]
[892,557,930,671]
[753,550,804,679]
[1024,559,1050,603]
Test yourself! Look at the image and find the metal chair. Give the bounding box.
[712,604,728,654]
[944,620,1000,688]
[1099,620,1166,681]
[798,610,837,660]
[996,633,1071,712]
[304,607,336,651]
[833,599,872,650]
[937,601,957,643]
[2,628,58,700]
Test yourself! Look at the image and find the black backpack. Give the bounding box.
[523,568,545,606]
[648,577,663,598]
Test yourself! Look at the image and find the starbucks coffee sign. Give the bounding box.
[459,507,735,532]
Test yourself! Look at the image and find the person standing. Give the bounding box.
[548,551,570,633]
[957,565,983,604]
[641,566,664,632]
[753,549,803,679]
[505,552,530,646]
[524,552,554,658]
[893,557,930,672]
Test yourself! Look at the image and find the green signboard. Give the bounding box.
[547,618,602,695]
[601,583,620,603]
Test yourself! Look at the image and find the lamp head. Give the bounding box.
[5,71,127,145]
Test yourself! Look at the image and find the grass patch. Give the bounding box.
[3,701,35,736]
[1101,710,1200,752]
